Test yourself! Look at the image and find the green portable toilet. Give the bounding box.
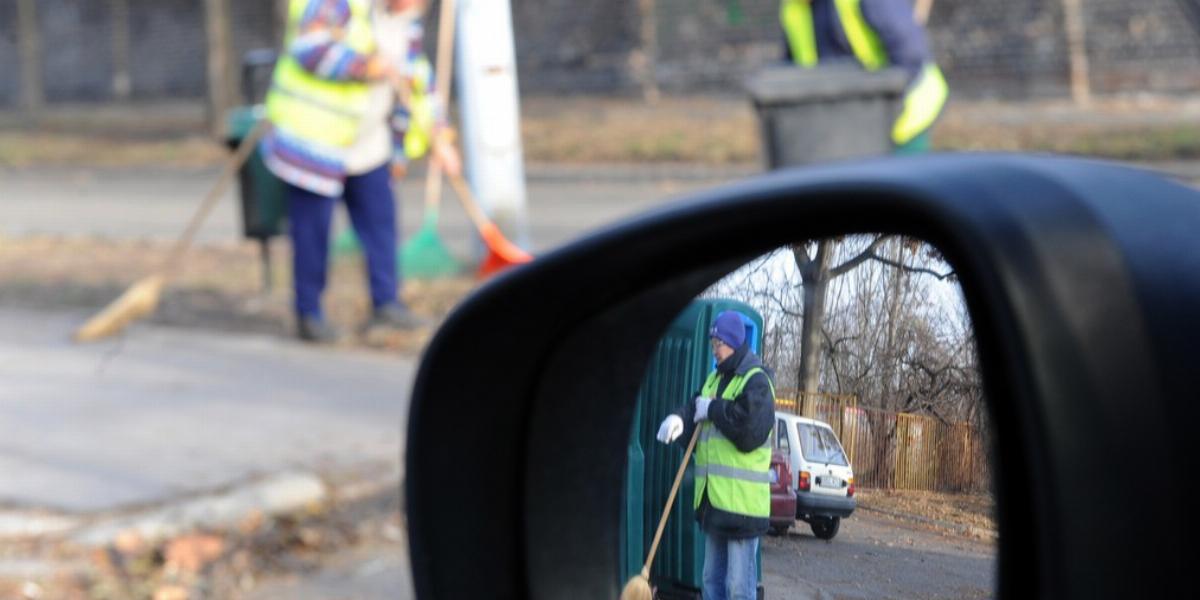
[621,299,765,598]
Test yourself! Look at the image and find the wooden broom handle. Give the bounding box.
[642,424,702,577]
[162,119,268,273]
[446,171,493,231]
[422,0,457,210]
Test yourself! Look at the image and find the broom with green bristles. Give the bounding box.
[400,0,462,279]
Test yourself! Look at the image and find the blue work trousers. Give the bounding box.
[286,164,398,319]
[703,533,759,600]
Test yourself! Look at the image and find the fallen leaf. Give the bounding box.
[237,510,265,536]
[153,584,188,600]
[165,534,225,574]
[114,529,146,555]
[21,581,43,600]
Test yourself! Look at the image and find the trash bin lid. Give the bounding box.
[745,65,908,105]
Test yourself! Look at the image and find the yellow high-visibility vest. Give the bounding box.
[779,0,948,145]
[266,0,376,152]
[693,367,775,519]
[266,0,436,161]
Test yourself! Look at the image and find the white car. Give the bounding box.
[774,412,857,540]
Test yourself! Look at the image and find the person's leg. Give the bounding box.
[702,533,729,600]
[342,163,399,310]
[287,182,337,320]
[725,536,759,600]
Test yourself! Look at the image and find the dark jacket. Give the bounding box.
[783,0,933,84]
[673,343,776,538]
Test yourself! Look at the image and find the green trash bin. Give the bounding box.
[621,299,766,599]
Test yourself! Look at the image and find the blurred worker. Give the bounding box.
[657,310,776,600]
[780,0,949,152]
[261,0,461,342]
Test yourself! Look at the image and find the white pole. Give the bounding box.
[455,0,531,249]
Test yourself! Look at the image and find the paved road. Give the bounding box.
[240,504,995,600]
[0,165,741,254]
[0,306,412,512]
[763,511,995,599]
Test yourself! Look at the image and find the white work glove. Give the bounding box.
[656,414,684,444]
[694,396,714,423]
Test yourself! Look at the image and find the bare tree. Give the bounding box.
[705,235,976,421]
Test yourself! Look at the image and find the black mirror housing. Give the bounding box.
[407,154,1200,599]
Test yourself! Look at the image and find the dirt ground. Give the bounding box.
[0,235,475,355]
[0,481,405,600]
[854,488,994,539]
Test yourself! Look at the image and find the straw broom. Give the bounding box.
[74,120,269,342]
[620,426,701,600]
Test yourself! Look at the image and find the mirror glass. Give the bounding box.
[624,235,995,599]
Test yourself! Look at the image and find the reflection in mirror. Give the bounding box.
[624,235,994,600]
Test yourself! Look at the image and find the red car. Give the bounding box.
[769,449,797,535]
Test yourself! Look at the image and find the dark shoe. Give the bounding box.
[297,316,340,344]
[363,302,431,333]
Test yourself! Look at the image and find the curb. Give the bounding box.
[0,512,79,540]
[69,471,329,548]
[1,465,404,548]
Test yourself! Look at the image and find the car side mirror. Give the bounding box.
[406,154,1200,599]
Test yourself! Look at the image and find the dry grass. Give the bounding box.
[0,132,225,169]
[5,95,1200,168]
[520,95,761,164]
[856,488,995,538]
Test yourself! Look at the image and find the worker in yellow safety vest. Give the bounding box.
[657,310,777,600]
[780,0,949,152]
[261,0,460,342]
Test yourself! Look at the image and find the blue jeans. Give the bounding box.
[702,533,758,600]
[286,163,398,318]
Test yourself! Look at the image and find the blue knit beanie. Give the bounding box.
[709,310,746,349]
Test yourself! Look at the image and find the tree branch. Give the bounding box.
[829,234,891,278]
[790,243,812,272]
[869,254,956,280]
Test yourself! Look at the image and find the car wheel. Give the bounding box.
[811,517,840,540]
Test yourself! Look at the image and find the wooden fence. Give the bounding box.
[775,391,989,493]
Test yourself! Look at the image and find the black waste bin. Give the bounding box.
[225,50,285,290]
[746,65,907,168]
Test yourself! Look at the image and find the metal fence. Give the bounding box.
[3,0,1200,111]
[776,390,990,493]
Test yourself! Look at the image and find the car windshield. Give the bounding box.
[797,423,849,466]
